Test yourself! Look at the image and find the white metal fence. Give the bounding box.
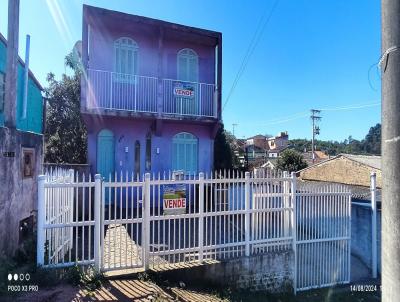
[37,170,351,292]
[295,182,351,291]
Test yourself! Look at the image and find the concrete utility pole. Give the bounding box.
[232,123,238,136]
[4,0,20,128]
[310,109,321,163]
[3,0,20,257]
[381,1,400,300]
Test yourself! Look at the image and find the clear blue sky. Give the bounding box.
[0,0,381,141]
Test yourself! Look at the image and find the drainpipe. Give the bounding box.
[22,34,30,120]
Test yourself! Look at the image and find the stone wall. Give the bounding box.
[0,127,43,255]
[299,156,382,188]
[157,250,294,293]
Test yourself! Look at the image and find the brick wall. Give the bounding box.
[299,157,382,188]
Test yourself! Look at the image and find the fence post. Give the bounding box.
[371,171,377,278]
[283,171,289,237]
[291,172,297,295]
[37,175,46,266]
[144,173,151,270]
[94,174,102,272]
[198,172,205,263]
[68,169,74,250]
[245,171,251,257]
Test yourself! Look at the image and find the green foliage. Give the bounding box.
[44,52,87,164]
[276,149,308,172]
[68,265,105,291]
[289,123,381,156]
[363,123,381,154]
[213,124,234,170]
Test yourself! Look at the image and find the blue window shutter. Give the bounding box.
[114,37,138,76]
[172,132,198,173]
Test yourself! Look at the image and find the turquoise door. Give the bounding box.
[97,129,115,179]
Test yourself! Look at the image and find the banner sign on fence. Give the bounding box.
[173,82,194,98]
[163,184,186,215]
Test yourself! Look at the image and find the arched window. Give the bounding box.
[114,37,138,76]
[172,132,198,173]
[177,48,198,82]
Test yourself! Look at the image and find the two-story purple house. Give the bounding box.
[81,5,222,177]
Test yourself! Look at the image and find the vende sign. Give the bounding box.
[163,184,186,215]
[163,198,186,210]
[173,83,194,98]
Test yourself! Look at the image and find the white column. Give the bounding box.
[68,169,74,250]
[371,171,377,278]
[144,173,151,270]
[94,174,102,271]
[283,171,289,237]
[198,172,204,262]
[37,175,46,266]
[244,172,251,256]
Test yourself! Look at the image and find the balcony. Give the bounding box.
[85,69,217,119]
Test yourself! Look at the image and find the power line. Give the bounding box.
[223,0,280,111]
[248,101,380,126]
[317,102,380,111]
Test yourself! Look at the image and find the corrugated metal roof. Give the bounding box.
[298,179,381,203]
[340,154,381,170]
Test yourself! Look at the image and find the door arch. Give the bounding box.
[97,129,115,178]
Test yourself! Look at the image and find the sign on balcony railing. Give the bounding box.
[86,69,216,118]
[163,79,215,117]
[173,82,195,98]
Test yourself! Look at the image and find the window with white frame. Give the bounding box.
[0,72,5,112]
[172,132,198,174]
[114,37,138,81]
[177,48,199,83]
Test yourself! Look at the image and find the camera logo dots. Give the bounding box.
[7,273,30,282]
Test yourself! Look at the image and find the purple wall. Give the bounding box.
[86,116,214,176]
[86,14,217,84]
[82,5,222,175]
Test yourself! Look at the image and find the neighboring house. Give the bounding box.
[298,153,381,187]
[246,144,267,161]
[267,145,288,158]
[81,5,222,176]
[267,131,288,150]
[246,134,269,150]
[0,33,43,131]
[261,158,278,170]
[0,31,44,255]
[243,132,289,166]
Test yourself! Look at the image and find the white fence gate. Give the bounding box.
[37,170,351,292]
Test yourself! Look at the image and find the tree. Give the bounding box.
[213,124,234,170]
[44,52,87,163]
[276,149,308,172]
[363,123,381,154]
